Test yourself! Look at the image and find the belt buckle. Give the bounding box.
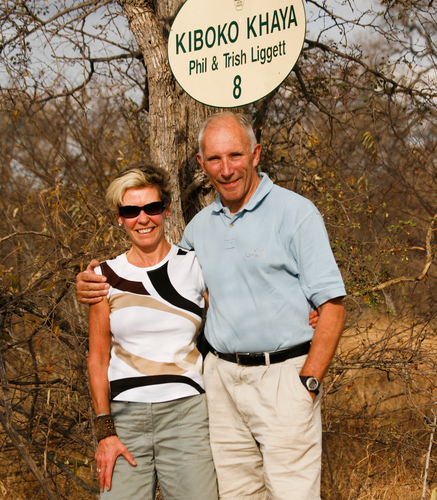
[235,352,270,366]
[235,352,252,365]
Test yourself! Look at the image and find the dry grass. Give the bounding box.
[0,462,95,500]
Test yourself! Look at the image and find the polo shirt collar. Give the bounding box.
[211,173,273,214]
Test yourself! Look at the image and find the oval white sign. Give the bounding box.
[168,0,306,108]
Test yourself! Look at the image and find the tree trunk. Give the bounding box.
[118,0,214,243]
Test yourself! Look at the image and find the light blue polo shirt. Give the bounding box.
[180,173,346,354]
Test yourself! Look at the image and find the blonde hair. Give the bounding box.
[105,165,172,211]
[198,112,257,160]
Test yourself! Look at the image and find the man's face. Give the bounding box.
[197,117,261,214]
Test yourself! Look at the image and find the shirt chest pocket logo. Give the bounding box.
[245,249,266,259]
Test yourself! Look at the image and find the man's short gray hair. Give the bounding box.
[198,112,257,160]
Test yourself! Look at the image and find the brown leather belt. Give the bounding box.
[213,341,311,366]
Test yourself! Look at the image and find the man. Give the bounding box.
[78,112,346,500]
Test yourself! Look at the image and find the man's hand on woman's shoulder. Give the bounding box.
[76,259,109,304]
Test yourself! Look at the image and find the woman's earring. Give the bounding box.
[118,222,122,227]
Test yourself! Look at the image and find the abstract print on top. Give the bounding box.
[95,245,206,403]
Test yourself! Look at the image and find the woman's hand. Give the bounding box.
[309,310,319,328]
[95,435,137,492]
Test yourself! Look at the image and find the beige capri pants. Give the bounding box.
[101,394,218,500]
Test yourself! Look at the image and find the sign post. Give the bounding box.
[168,0,306,108]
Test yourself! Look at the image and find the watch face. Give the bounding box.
[307,378,319,391]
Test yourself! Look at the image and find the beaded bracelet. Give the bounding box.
[95,414,117,442]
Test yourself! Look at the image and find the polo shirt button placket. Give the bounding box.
[225,219,237,249]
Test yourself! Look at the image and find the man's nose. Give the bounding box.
[221,159,233,176]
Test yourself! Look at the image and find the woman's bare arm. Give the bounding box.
[88,299,136,492]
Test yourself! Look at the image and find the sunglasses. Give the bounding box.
[118,201,167,219]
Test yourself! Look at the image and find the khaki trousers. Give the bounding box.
[203,352,322,500]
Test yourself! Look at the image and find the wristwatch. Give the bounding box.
[299,376,320,395]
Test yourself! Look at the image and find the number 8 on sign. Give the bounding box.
[233,75,242,99]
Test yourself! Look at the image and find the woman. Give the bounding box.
[88,165,218,500]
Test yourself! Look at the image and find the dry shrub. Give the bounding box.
[321,317,437,500]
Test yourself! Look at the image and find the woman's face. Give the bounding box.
[117,186,170,255]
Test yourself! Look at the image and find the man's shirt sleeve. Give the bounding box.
[289,211,346,308]
[178,220,194,251]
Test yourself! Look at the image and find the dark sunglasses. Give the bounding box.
[118,201,167,219]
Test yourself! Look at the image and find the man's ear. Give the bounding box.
[196,152,206,173]
[253,143,261,167]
